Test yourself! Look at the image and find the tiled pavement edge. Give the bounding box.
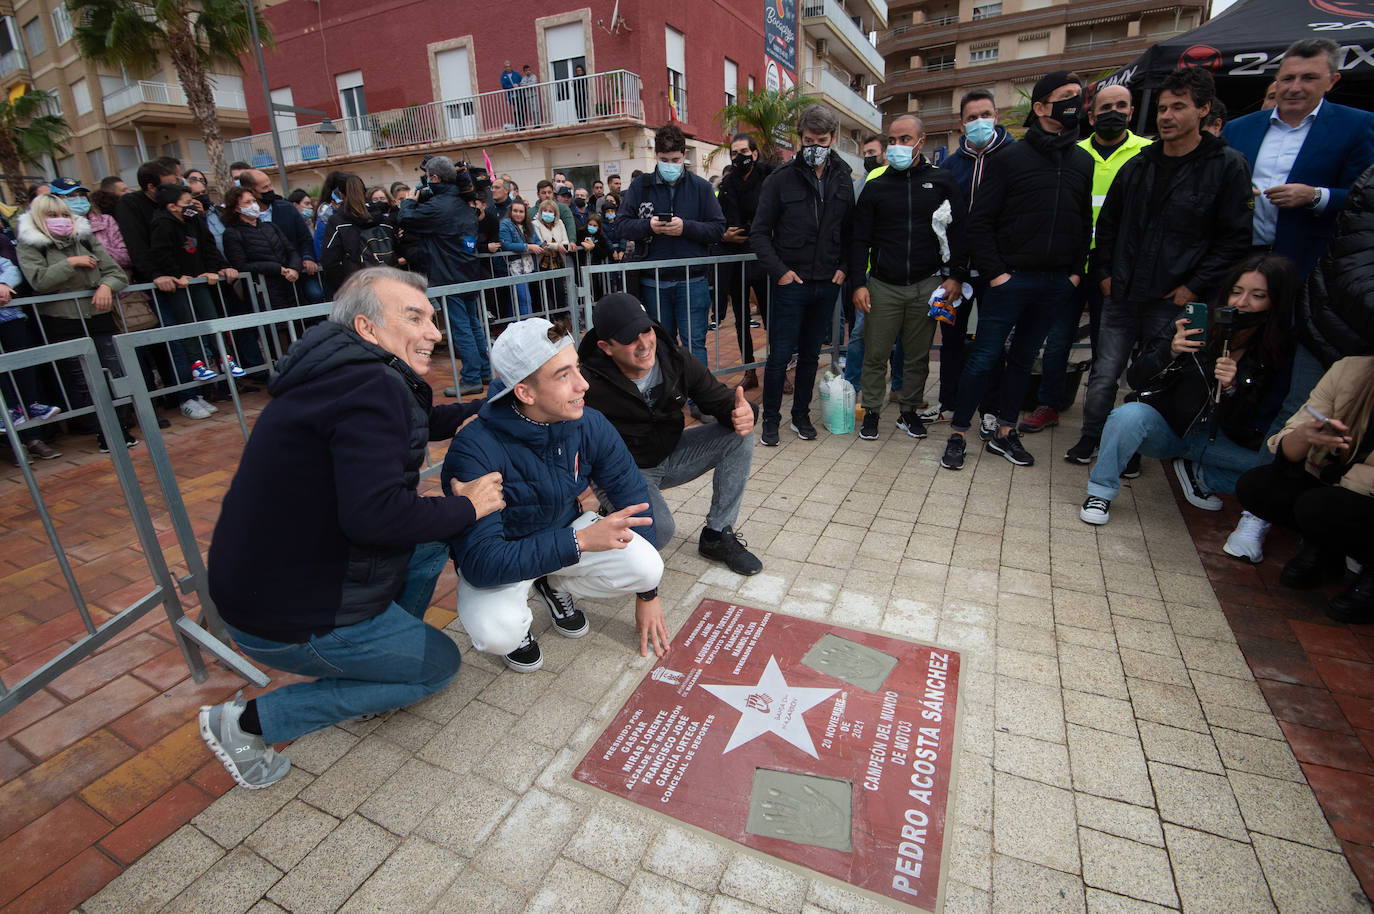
[2,355,1373,912]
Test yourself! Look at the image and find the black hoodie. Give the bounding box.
[208,321,479,641]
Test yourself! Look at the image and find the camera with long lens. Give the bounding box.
[415,154,493,204]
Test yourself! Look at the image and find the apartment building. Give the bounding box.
[796,0,890,161]
[877,0,1208,157]
[0,0,249,198]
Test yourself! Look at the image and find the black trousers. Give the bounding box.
[720,259,769,366]
[1236,460,1374,564]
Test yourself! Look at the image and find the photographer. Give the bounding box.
[1078,254,1296,528]
[397,155,490,396]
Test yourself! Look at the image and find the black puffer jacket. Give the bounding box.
[577,323,743,468]
[750,150,854,282]
[320,206,397,294]
[1299,163,1374,366]
[208,321,480,642]
[1091,133,1254,304]
[222,218,303,308]
[967,123,1092,277]
[1126,316,1291,448]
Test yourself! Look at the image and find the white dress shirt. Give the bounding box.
[1252,99,1330,245]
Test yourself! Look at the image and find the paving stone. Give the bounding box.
[417,699,518,773]
[1063,690,1138,737]
[992,771,1080,874]
[1175,634,1251,679]
[993,730,1072,789]
[1251,833,1371,914]
[429,865,525,913]
[717,852,810,912]
[1210,727,1304,782]
[1079,827,1179,908]
[995,677,1066,743]
[564,805,658,884]
[617,870,710,913]
[1126,678,1208,734]
[643,824,732,892]
[524,857,627,913]
[471,788,585,892]
[281,726,359,775]
[996,645,1060,686]
[162,846,282,914]
[1119,647,1192,687]
[1148,762,1248,840]
[267,814,397,914]
[1060,643,1130,700]
[414,773,519,858]
[1075,795,1166,848]
[1054,592,1113,632]
[804,878,899,914]
[357,758,462,836]
[991,854,1087,914]
[1228,770,1341,851]
[948,825,993,891]
[1084,887,1184,914]
[707,896,774,914]
[408,664,495,724]
[958,752,994,831]
[1202,703,1284,740]
[1136,720,1224,774]
[368,710,441,753]
[80,825,224,914]
[1067,724,1153,807]
[1164,823,1277,914]
[244,800,340,871]
[192,767,310,849]
[298,735,410,819]
[337,837,463,914]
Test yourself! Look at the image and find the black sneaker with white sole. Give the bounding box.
[1172,459,1223,511]
[504,631,544,672]
[534,576,589,637]
[941,434,966,470]
[761,417,779,446]
[986,428,1034,466]
[1121,452,1142,479]
[1065,434,1099,464]
[1080,495,1111,525]
[859,411,880,440]
[896,410,928,439]
[790,414,818,440]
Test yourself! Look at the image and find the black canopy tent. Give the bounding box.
[1091,0,1374,130]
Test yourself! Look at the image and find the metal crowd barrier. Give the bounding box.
[0,337,264,718]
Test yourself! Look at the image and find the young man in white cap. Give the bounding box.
[443,316,669,671]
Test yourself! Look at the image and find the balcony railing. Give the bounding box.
[924,59,956,72]
[801,66,881,132]
[226,70,644,170]
[802,0,886,78]
[102,80,247,116]
[669,83,687,124]
[0,47,26,78]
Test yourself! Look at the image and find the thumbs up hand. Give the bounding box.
[732,386,755,436]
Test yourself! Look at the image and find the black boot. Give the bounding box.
[1280,541,1346,589]
[1328,566,1374,624]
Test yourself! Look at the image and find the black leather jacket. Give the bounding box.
[1300,163,1374,365]
[750,151,854,282]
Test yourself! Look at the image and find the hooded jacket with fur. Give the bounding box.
[16,213,127,319]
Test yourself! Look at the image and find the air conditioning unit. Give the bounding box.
[816,38,829,57]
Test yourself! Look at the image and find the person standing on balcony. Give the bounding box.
[940,72,1092,471]
[749,104,854,447]
[522,65,541,124]
[501,60,525,128]
[397,156,490,396]
[618,123,726,371]
[1020,83,1150,439]
[244,170,324,304]
[717,132,773,391]
[936,89,1017,429]
[573,64,590,122]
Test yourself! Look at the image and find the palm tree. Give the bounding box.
[71,0,274,192]
[0,89,69,203]
[713,88,813,165]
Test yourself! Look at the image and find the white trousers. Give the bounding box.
[456,511,665,655]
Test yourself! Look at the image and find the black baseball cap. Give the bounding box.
[593,293,654,345]
[1024,70,1080,127]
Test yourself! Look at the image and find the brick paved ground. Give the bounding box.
[3,332,1374,913]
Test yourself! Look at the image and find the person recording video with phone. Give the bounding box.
[1078,254,1296,528]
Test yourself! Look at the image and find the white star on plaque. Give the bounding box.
[701,655,839,758]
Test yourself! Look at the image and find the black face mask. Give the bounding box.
[1050,96,1082,132]
[259,189,278,205]
[863,154,881,173]
[1094,110,1129,141]
[731,152,754,172]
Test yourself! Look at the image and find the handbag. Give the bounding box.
[508,253,535,276]
[113,290,159,333]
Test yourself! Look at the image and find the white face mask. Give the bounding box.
[239,202,263,220]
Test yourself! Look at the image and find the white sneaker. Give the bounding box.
[194,396,219,414]
[919,406,948,423]
[180,399,213,419]
[1223,510,1270,563]
[1080,495,1111,526]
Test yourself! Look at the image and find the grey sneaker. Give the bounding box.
[198,695,290,789]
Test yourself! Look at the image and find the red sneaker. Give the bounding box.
[1017,405,1059,433]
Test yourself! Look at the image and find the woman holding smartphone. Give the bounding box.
[1079,254,1296,527]
[1231,357,1374,620]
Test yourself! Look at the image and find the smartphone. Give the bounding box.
[1182,301,1208,345]
[656,213,674,223]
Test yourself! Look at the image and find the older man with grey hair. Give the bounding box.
[750,103,855,445]
[200,267,504,789]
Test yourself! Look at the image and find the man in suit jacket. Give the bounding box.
[1224,37,1374,439]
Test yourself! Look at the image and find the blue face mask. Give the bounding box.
[588,225,598,234]
[657,161,683,183]
[65,196,91,216]
[540,211,556,224]
[331,190,343,204]
[964,117,996,148]
[886,145,915,171]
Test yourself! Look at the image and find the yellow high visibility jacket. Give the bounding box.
[1078,130,1153,247]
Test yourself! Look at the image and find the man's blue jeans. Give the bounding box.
[1080,297,1180,439]
[951,272,1068,432]
[764,281,839,423]
[844,309,903,393]
[225,601,460,744]
[642,276,710,368]
[1088,401,1266,501]
[443,293,491,386]
[1036,282,1101,410]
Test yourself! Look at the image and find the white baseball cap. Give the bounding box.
[488,317,573,401]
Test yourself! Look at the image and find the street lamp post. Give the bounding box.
[241,0,289,195]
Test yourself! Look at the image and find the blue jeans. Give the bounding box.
[642,276,710,368]
[396,540,452,618]
[1036,281,1099,409]
[225,602,461,744]
[951,272,1068,432]
[1081,297,1180,439]
[1088,400,1267,501]
[844,309,903,392]
[443,293,491,385]
[764,280,840,423]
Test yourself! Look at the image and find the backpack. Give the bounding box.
[355,222,397,267]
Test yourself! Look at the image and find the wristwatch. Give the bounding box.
[1310,187,1323,210]
[637,588,658,601]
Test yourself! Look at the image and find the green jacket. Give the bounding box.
[1077,130,1153,246]
[17,213,128,319]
